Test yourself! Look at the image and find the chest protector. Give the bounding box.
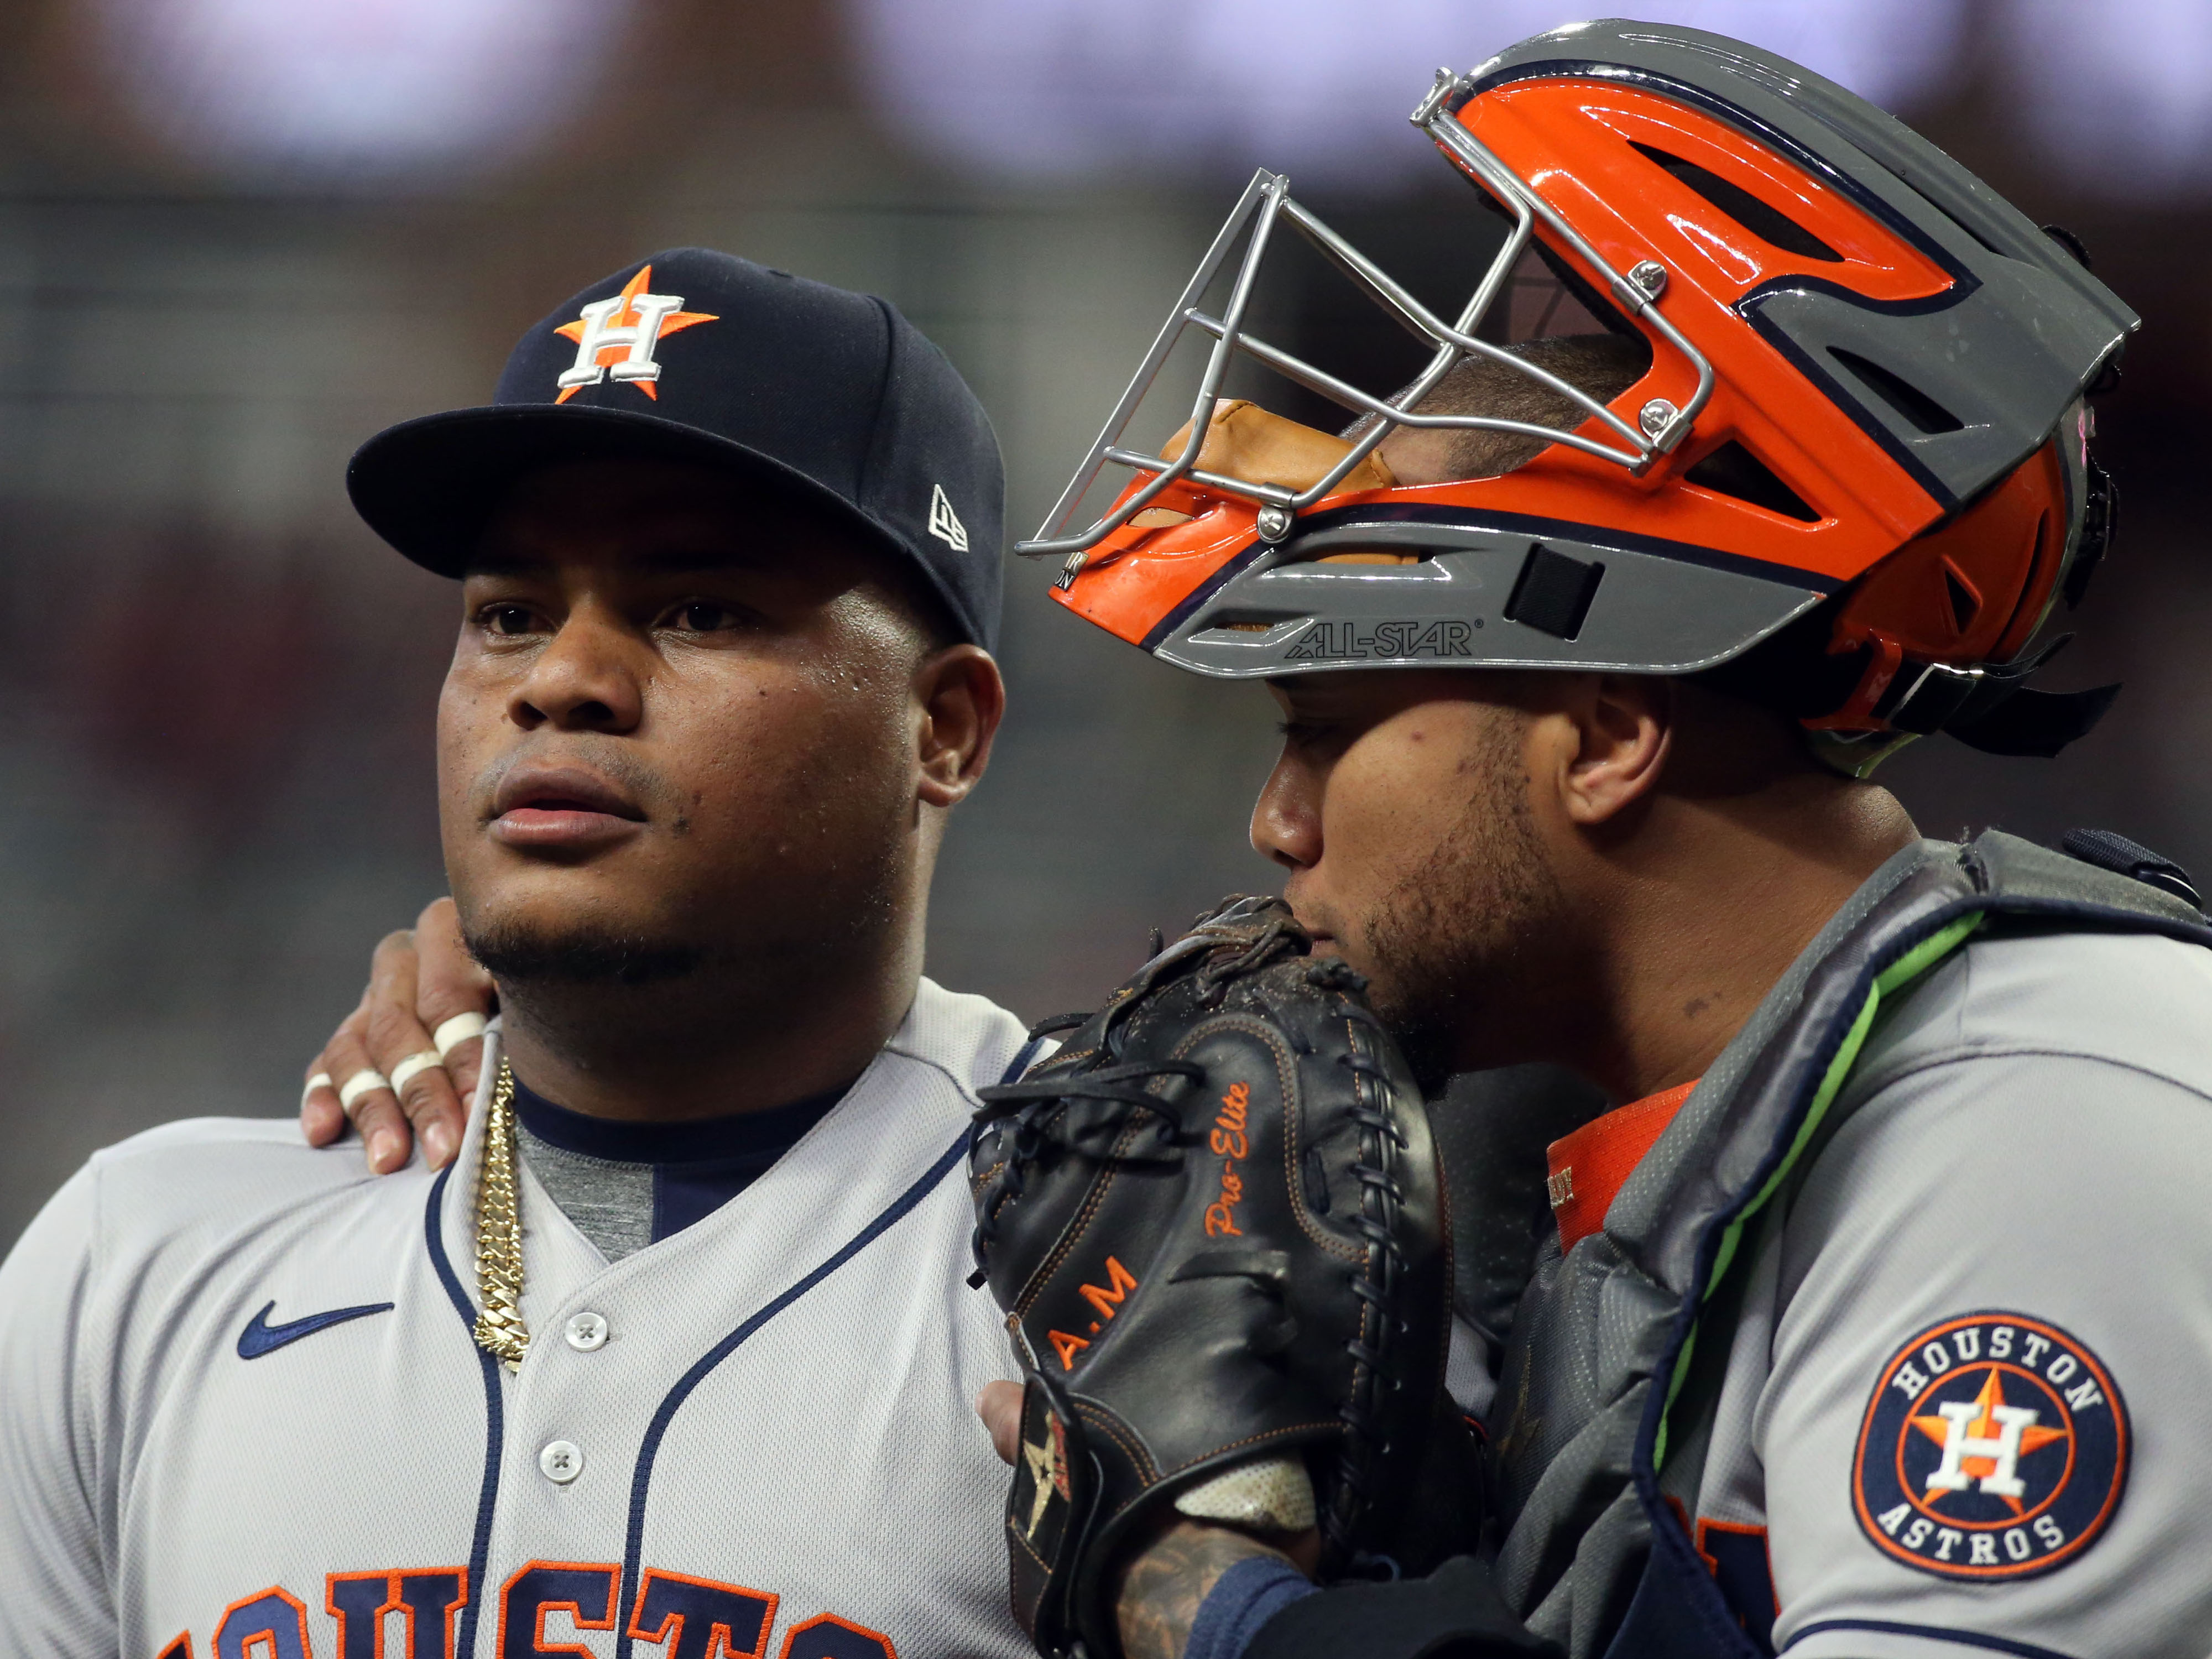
[1484,831,2209,1658]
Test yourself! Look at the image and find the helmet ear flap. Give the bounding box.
[1824,441,2072,680]
[1695,437,2101,746]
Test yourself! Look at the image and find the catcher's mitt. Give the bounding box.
[968,896,1463,1659]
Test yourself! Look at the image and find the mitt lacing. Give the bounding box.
[1324,1034,1414,1559]
[1188,912,1301,1006]
[966,1057,1205,1285]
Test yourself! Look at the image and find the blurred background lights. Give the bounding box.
[91,0,638,186]
[847,0,1972,188]
[77,0,2212,200]
[2008,0,2212,201]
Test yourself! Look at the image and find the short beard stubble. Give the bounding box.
[1360,711,1564,1093]
[463,917,734,1072]
[465,920,707,989]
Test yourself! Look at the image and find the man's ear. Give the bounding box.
[1557,673,1672,827]
[916,645,1005,809]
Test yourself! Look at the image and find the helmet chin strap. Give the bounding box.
[1912,672,2121,759]
[1700,608,2123,776]
[1801,662,2124,779]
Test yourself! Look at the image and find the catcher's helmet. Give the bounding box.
[1021,20,2136,764]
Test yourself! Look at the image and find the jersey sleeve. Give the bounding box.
[1756,1050,2212,1659]
[0,1161,121,1658]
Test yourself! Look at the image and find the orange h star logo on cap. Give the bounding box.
[553,265,718,403]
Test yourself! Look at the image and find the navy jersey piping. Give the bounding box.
[424,1164,503,1659]
[1785,1620,2078,1659]
[970,1034,1049,1164]
[613,1125,975,1658]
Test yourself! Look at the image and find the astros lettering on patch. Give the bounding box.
[1853,1312,2128,1579]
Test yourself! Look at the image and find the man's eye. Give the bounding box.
[484,604,540,637]
[669,601,739,632]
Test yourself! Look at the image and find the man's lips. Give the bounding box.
[488,765,646,849]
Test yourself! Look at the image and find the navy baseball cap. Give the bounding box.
[347,248,1005,651]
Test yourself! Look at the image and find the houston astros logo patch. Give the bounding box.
[1854,1311,2127,1579]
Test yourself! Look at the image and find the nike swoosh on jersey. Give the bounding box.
[236,1298,396,1359]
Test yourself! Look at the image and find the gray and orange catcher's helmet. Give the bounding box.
[1020,20,2137,769]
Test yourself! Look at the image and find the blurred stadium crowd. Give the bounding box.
[4,0,2210,1245]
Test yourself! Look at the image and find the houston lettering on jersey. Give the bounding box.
[158,1564,898,1659]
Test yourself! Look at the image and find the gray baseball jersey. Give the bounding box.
[1676,929,2212,1657]
[0,977,1035,1659]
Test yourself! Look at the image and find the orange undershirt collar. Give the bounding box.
[1546,1078,1700,1255]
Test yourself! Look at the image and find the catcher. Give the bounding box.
[972,19,2212,1659]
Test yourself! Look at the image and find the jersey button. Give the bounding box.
[565,1312,609,1352]
[540,1440,583,1484]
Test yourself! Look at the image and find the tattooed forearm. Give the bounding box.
[1113,1520,1305,1659]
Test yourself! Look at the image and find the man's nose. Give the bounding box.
[1250,749,1322,872]
[509,613,645,734]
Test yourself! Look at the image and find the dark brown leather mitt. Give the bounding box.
[968,896,1460,1659]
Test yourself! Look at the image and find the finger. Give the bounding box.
[322,1015,413,1173]
[414,898,495,1106]
[978,1380,1024,1466]
[361,928,467,1170]
[301,998,372,1146]
[300,1049,347,1147]
[390,1049,463,1169]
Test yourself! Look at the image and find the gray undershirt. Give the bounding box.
[517,1127,655,1264]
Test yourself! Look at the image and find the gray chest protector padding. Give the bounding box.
[1475,832,2209,1659]
[1427,1065,1607,1365]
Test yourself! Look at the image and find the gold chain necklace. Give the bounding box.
[472,1056,531,1370]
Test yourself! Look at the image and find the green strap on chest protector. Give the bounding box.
[1652,914,1984,1471]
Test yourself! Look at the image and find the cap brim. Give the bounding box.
[347,401,911,581]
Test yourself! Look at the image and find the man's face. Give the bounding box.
[439,458,944,989]
[1252,670,1567,1086]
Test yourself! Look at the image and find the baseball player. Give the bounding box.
[0,249,1044,1659]
[961,22,2212,1659]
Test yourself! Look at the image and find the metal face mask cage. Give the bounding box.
[1015,67,1718,590]
[1025,23,2135,763]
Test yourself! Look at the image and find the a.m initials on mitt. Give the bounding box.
[968,897,1457,1659]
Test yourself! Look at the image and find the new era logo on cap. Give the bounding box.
[929,484,969,552]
